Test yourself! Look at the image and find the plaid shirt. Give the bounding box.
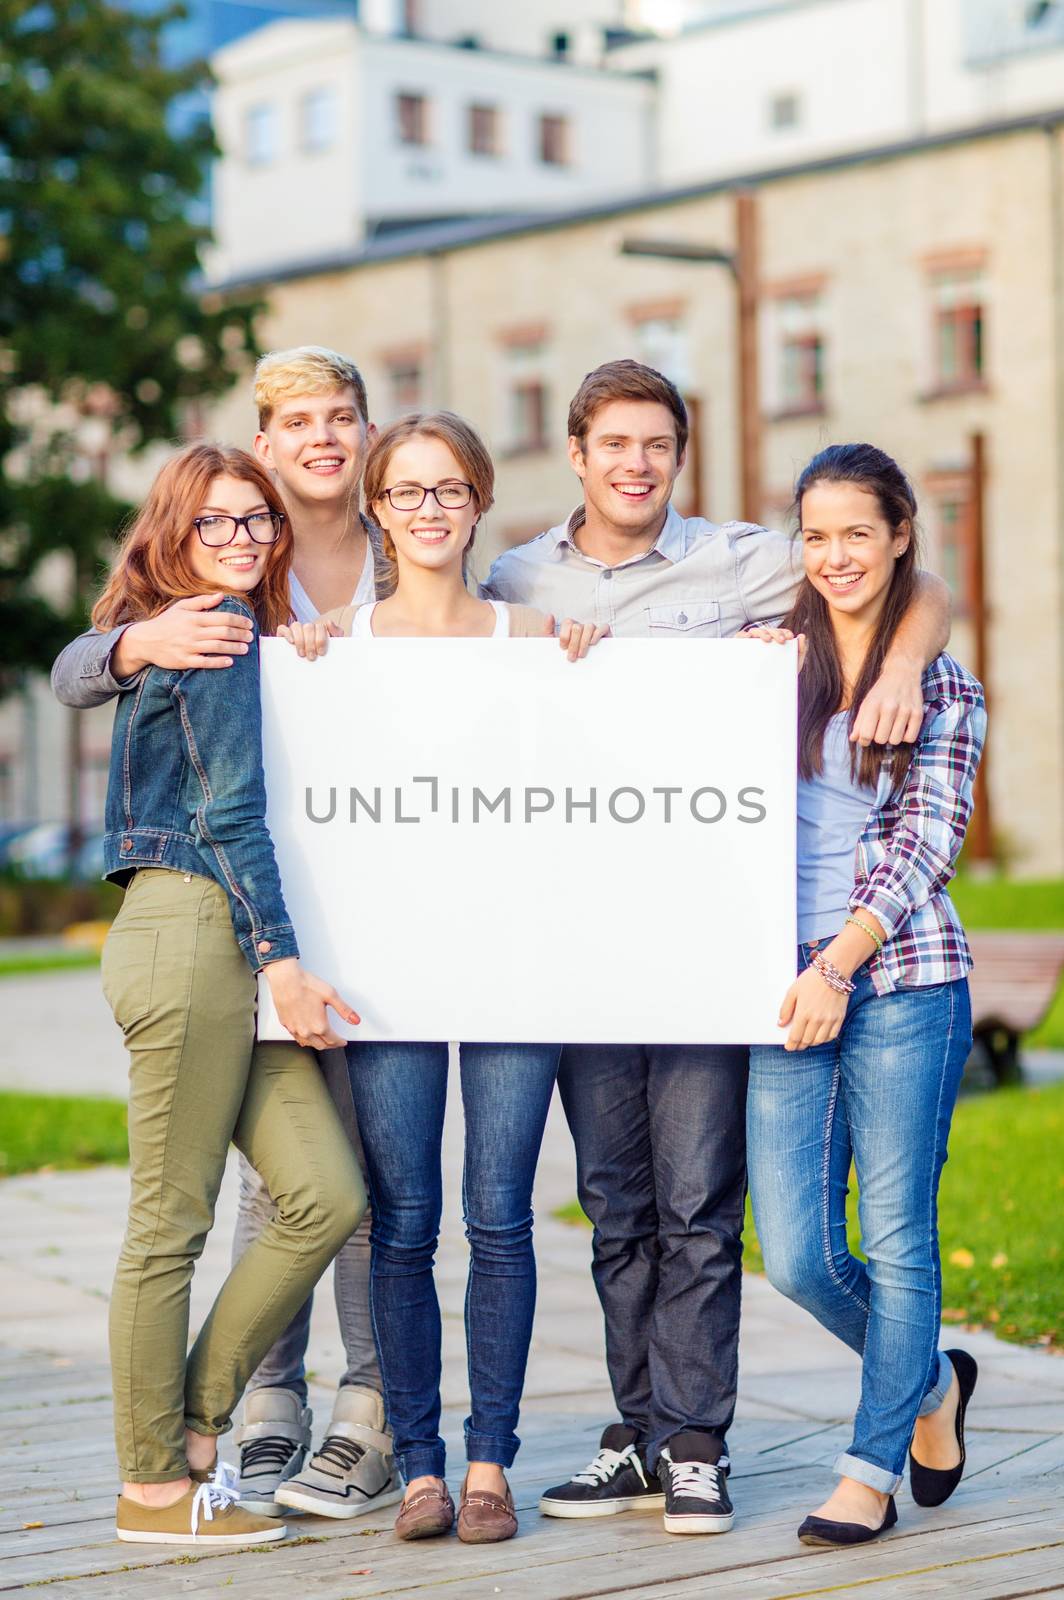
[848,653,986,995]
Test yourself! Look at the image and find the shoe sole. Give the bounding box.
[275,1482,404,1520]
[396,1518,454,1541]
[539,1494,665,1518]
[663,1512,735,1535]
[116,1526,287,1546]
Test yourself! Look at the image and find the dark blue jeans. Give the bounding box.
[748,951,972,1493]
[558,1043,750,1464]
[346,1041,560,1481]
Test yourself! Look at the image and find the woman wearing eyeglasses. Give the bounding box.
[94,444,367,1547]
[280,412,603,1546]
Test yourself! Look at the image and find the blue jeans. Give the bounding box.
[747,948,972,1494]
[346,1041,560,1481]
[558,1043,749,1464]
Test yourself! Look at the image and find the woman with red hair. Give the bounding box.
[95,444,365,1547]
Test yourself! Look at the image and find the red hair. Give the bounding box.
[93,444,292,635]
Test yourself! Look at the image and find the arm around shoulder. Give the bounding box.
[50,625,142,710]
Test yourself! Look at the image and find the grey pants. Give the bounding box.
[232,1046,382,1403]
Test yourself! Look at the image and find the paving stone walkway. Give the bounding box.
[0,971,1061,1597]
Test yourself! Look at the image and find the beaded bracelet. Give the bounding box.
[811,951,856,995]
[845,914,884,953]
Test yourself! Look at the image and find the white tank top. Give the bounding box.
[350,600,511,638]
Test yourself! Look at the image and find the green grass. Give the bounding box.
[0,950,101,977]
[0,1090,127,1178]
[555,1078,1064,1350]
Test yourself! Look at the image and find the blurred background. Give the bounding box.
[1,0,1062,1356]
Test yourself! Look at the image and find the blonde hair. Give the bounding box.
[254,345,369,428]
[363,412,495,578]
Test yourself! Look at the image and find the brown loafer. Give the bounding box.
[457,1480,518,1544]
[394,1480,455,1541]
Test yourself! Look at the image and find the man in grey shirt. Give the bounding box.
[485,359,950,1536]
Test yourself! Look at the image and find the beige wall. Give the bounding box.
[208,122,1064,876]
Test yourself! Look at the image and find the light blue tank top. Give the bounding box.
[797,713,876,944]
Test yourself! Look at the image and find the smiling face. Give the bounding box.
[372,434,479,575]
[569,399,684,538]
[254,385,373,510]
[186,474,278,593]
[800,480,910,626]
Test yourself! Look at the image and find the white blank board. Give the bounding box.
[257,637,797,1044]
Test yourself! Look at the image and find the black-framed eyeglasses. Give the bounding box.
[381,481,474,512]
[193,512,286,547]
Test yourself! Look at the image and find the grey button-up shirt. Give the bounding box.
[482,503,802,638]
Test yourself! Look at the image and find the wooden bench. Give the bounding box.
[967,931,1064,1084]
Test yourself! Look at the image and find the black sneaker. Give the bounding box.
[658,1431,734,1535]
[539,1424,664,1518]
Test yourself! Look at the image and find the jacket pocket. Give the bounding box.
[101,928,159,1032]
[644,600,722,636]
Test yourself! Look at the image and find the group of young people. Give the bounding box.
[53,346,985,1555]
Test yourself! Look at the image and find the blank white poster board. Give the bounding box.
[257,637,797,1044]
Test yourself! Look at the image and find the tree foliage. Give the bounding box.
[0,0,261,689]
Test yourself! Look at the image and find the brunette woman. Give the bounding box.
[744,444,985,1547]
[281,411,602,1546]
[96,444,366,1545]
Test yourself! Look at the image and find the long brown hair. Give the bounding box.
[92,444,292,635]
[784,443,920,791]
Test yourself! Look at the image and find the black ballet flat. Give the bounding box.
[909,1347,978,1507]
[798,1494,897,1547]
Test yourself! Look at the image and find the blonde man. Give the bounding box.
[51,346,399,1524]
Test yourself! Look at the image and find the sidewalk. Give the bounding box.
[1,973,1062,1597]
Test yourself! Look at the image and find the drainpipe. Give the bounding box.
[1047,119,1064,870]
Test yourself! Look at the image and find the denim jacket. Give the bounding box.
[102,597,298,972]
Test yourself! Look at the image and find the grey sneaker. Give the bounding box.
[275,1386,402,1520]
[234,1386,312,1517]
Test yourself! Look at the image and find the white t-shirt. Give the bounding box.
[288,540,376,625]
[351,600,511,638]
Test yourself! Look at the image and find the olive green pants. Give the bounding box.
[102,868,365,1483]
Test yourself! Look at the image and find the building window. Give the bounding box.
[245,103,277,167]
[384,353,424,416]
[931,271,986,391]
[776,293,826,414]
[301,87,337,153]
[769,91,801,130]
[632,314,691,391]
[538,113,570,166]
[468,103,502,157]
[396,92,429,147]
[502,338,550,455]
[927,478,974,617]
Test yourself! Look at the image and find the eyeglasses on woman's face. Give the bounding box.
[380,481,474,512]
[192,512,285,547]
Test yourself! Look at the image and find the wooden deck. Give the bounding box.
[1,1076,1062,1598]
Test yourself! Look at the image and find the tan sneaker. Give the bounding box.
[116,1473,287,1546]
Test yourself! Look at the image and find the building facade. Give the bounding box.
[201,115,1064,875]
[207,17,656,282]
